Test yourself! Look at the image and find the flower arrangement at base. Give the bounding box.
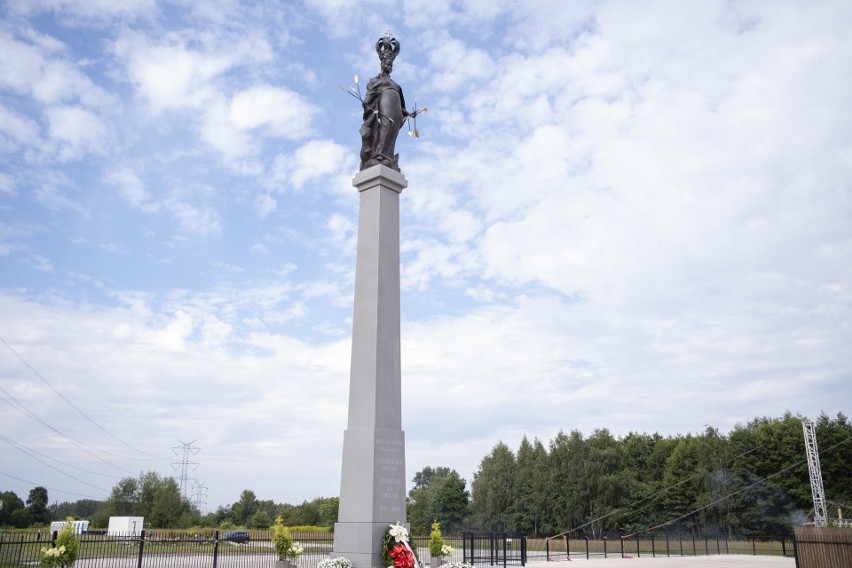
[440,545,455,558]
[317,557,352,568]
[439,563,473,568]
[39,518,79,568]
[381,522,420,568]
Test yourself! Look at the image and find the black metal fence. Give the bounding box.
[542,530,794,561]
[463,533,527,567]
[0,529,334,568]
[0,528,800,567]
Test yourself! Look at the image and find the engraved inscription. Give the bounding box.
[375,434,405,515]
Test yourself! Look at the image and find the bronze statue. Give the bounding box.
[353,34,425,172]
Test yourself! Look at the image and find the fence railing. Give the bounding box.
[0,529,335,568]
[542,531,794,561]
[0,528,813,567]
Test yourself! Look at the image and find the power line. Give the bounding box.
[554,433,851,539]
[0,470,107,500]
[0,434,109,493]
[0,433,121,479]
[0,335,168,460]
[553,445,759,538]
[622,434,852,538]
[0,386,137,475]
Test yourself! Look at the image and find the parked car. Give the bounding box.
[223,530,250,543]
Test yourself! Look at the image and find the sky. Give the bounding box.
[1,0,851,515]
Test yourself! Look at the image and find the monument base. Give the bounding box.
[332,521,395,567]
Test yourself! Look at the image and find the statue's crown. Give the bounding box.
[375,33,400,61]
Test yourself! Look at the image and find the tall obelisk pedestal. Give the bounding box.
[333,165,408,568]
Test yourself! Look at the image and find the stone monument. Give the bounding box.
[333,33,420,567]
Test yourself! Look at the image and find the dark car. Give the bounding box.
[223,530,250,544]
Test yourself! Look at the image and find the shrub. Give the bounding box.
[429,521,445,557]
[39,518,79,568]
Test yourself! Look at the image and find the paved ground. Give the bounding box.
[524,556,795,567]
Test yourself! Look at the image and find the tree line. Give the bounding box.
[3,411,849,538]
[462,411,851,538]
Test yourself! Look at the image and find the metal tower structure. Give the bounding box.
[802,418,828,527]
[171,439,200,500]
[192,481,208,514]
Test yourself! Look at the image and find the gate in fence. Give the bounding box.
[462,533,526,567]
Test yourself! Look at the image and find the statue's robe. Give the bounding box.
[360,73,406,171]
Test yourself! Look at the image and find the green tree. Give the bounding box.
[231,490,259,526]
[49,499,102,520]
[620,432,666,531]
[514,436,548,536]
[407,467,469,534]
[317,497,339,528]
[470,442,515,531]
[150,477,192,528]
[249,510,273,529]
[0,491,25,527]
[584,428,626,536]
[103,477,139,517]
[27,486,50,525]
[815,411,852,516]
[432,469,469,532]
[136,471,163,521]
[728,413,808,535]
[546,430,588,534]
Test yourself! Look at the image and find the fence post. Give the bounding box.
[521,535,526,566]
[502,533,507,568]
[665,530,670,557]
[620,536,624,559]
[603,536,607,558]
[792,533,799,568]
[704,533,708,556]
[752,537,756,556]
[716,534,720,555]
[136,528,145,568]
[213,530,220,568]
[781,536,786,557]
[464,533,468,564]
[636,534,640,558]
[651,533,655,557]
[679,532,683,556]
[584,536,589,559]
[545,537,550,562]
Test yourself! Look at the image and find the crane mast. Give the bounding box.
[802,418,828,527]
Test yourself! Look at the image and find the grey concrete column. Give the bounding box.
[333,165,408,568]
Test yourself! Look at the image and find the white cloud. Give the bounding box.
[104,167,149,208]
[229,85,316,138]
[22,254,54,272]
[103,168,221,236]
[273,139,353,190]
[0,31,115,108]
[0,173,16,196]
[161,197,221,236]
[0,104,41,154]
[117,33,234,112]
[253,194,277,218]
[45,105,110,160]
[7,0,157,21]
